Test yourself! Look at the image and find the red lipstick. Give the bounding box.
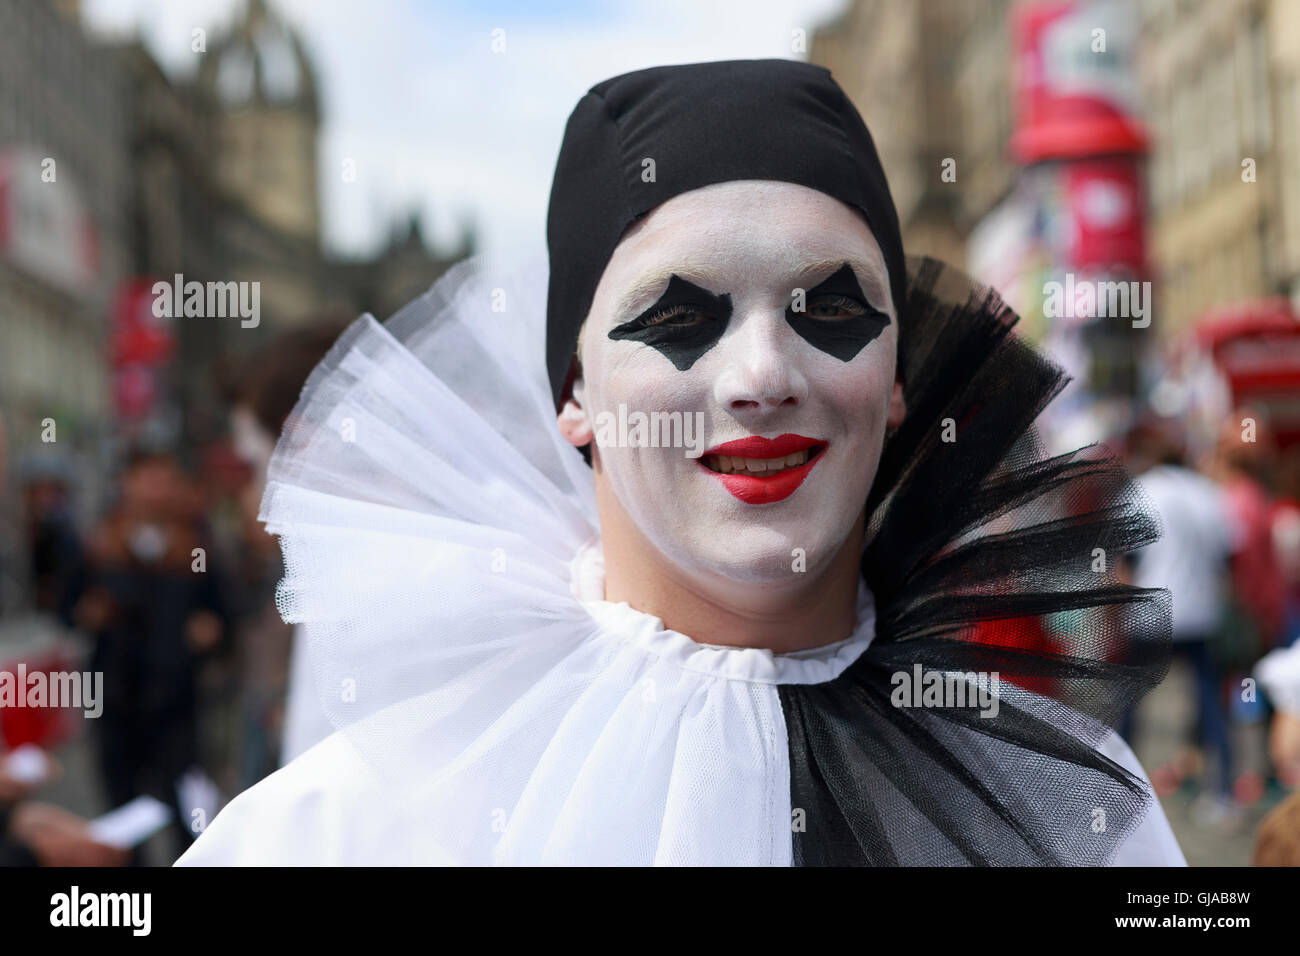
[698,433,826,504]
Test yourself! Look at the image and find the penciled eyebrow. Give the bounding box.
[611,258,889,322]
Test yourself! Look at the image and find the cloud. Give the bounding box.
[83,0,848,260]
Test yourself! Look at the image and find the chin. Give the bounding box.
[672,522,848,587]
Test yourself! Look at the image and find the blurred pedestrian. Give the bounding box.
[0,430,129,869]
[21,464,86,629]
[1257,641,1300,786]
[76,449,229,859]
[1210,410,1285,658]
[1122,417,1237,819]
[1,801,129,867]
[1253,789,1300,866]
[1270,444,1300,649]
[1210,411,1288,810]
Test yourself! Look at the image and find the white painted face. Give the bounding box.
[560,180,904,584]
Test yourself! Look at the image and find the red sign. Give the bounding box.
[1193,300,1300,448]
[0,148,100,295]
[0,649,81,751]
[1064,157,1145,273]
[111,278,174,422]
[1012,0,1148,163]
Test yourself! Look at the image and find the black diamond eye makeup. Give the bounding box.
[785,263,891,362]
[607,274,732,370]
[607,263,890,368]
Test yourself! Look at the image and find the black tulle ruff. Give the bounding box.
[779,257,1172,866]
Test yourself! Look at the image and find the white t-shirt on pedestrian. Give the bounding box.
[1132,464,1236,639]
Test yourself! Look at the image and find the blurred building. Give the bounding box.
[114,39,228,449]
[201,0,321,244]
[7,0,475,455]
[0,0,476,613]
[193,0,475,329]
[1139,0,1300,336]
[195,0,333,329]
[811,0,964,263]
[952,1,1019,232]
[337,211,478,321]
[0,0,129,608]
[814,0,1300,348]
[164,0,472,425]
[0,0,128,443]
[811,0,1014,268]
[1278,0,1300,311]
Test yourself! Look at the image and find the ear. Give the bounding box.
[557,374,594,448]
[886,379,906,428]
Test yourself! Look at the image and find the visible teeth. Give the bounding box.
[705,449,815,474]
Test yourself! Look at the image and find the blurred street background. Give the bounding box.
[3,0,1300,866]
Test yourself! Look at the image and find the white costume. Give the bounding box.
[179,253,1184,866]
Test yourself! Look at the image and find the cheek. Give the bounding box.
[812,342,896,431]
[589,343,707,414]
[583,347,705,497]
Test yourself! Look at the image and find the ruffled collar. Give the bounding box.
[570,538,875,685]
[241,251,1175,866]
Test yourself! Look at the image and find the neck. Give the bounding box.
[597,481,865,653]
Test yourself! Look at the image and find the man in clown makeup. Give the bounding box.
[179,60,1183,866]
[560,181,902,655]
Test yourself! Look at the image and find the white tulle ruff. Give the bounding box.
[177,251,1183,866]
[197,251,861,865]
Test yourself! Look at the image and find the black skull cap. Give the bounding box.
[545,58,907,408]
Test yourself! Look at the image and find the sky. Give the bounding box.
[82,0,850,264]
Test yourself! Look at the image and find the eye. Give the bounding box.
[637,304,713,328]
[805,294,868,320]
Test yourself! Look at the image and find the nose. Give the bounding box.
[712,312,808,413]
